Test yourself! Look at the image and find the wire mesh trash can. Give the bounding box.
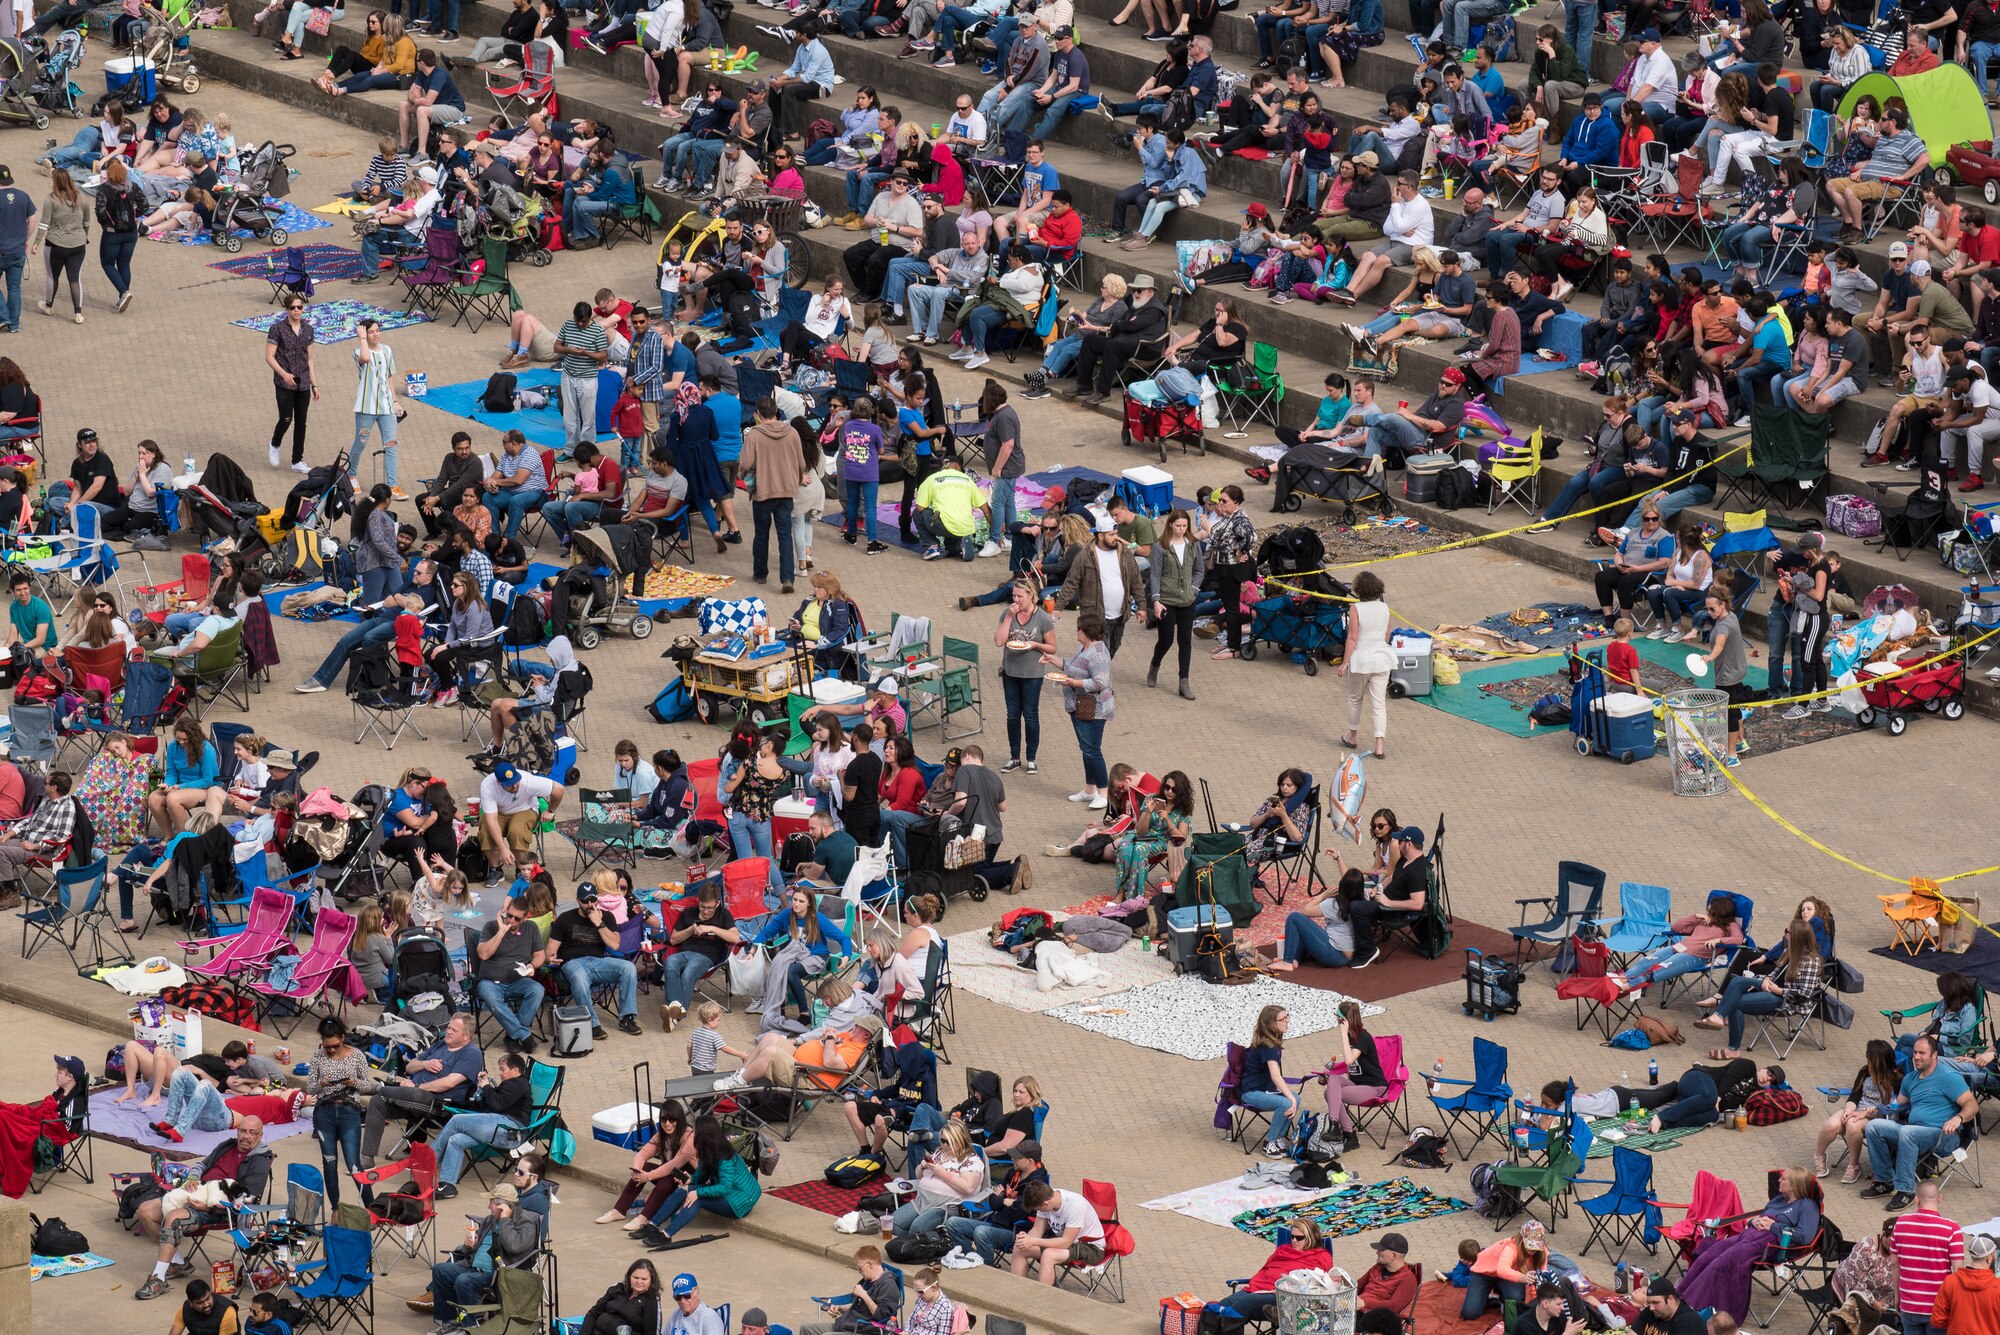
[1276,1266,1356,1335]
[1663,689,1730,797]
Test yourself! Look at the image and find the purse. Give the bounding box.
[1072,689,1097,721]
[305,6,333,33]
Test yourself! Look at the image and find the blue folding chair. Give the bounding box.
[1427,1035,1513,1162]
[20,856,126,975]
[1512,860,1606,973]
[1653,890,1755,1008]
[1578,1145,1664,1263]
[1594,882,1675,969]
[290,1223,374,1335]
[232,1163,327,1267]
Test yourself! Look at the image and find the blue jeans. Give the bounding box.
[1239,1089,1294,1146]
[568,195,615,242]
[1973,41,2000,96]
[1733,360,1786,418]
[1565,0,1597,82]
[1041,334,1081,378]
[360,224,417,273]
[727,811,785,899]
[891,1202,953,1236]
[42,126,101,171]
[487,487,541,540]
[1255,9,1295,58]
[1618,483,1713,530]
[164,1069,231,1134]
[1282,912,1351,966]
[945,1215,1020,1262]
[434,1111,522,1184]
[1766,599,1793,692]
[990,474,1017,541]
[1449,0,1505,50]
[359,566,397,609]
[0,250,22,329]
[1623,947,1709,986]
[1365,413,1424,461]
[1722,221,1769,267]
[683,140,725,189]
[882,808,924,869]
[663,950,718,1010]
[475,975,546,1041]
[1030,94,1077,140]
[1644,582,1708,629]
[1866,1119,1954,1193]
[1110,98,1168,118]
[1071,716,1106,787]
[311,617,398,688]
[430,1262,491,1323]
[540,498,601,542]
[934,4,981,52]
[1001,673,1042,761]
[965,303,1007,353]
[988,12,1019,63]
[752,497,796,583]
[350,414,399,485]
[1463,1275,1525,1320]
[843,478,879,541]
[908,284,959,341]
[312,1100,366,1207]
[98,231,135,299]
[1903,1315,1944,1335]
[1541,467,1627,521]
[847,168,889,215]
[563,955,638,1025]
[882,256,931,313]
[1722,988,1781,1047]
[425,0,458,27]
[1485,229,1532,274]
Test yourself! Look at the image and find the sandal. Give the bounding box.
[1707,1047,1740,1060]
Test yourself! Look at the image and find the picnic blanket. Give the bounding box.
[1044,974,1384,1060]
[1584,1115,1707,1158]
[1230,1176,1469,1241]
[232,299,428,344]
[414,368,617,451]
[640,565,735,602]
[311,198,375,216]
[1142,1173,1345,1232]
[944,928,1171,1014]
[155,197,327,246]
[768,1177,879,1218]
[210,242,370,284]
[1476,603,1608,652]
[86,1088,312,1159]
[31,1252,117,1280]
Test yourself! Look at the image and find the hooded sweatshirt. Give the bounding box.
[739,419,809,502]
[1935,1266,2000,1335]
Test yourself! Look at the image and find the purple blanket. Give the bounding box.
[87,1088,311,1160]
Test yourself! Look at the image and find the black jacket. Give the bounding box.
[1107,300,1169,344]
[465,1073,535,1125]
[582,1284,660,1335]
[1344,172,1392,229]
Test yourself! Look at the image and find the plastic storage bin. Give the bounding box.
[1388,631,1434,697]
[1165,903,1233,974]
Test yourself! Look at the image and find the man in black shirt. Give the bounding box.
[1707,64,1795,194]
[546,885,642,1038]
[64,425,122,522]
[840,723,884,848]
[661,881,737,1030]
[1635,1277,1705,1335]
[1349,826,1430,969]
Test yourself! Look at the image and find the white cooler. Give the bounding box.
[810,678,867,706]
[1388,631,1434,697]
[592,1101,656,1150]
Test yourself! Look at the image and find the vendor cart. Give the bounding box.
[686,635,812,728]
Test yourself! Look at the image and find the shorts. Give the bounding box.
[852,1097,890,1126]
[1411,313,1466,338]
[1829,177,1889,202]
[1895,394,1943,416]
[1369,241,1416,265]
[429,105,472,128]
[1724,679,1753,730]
[1707,340,1743,362]
[1067,1239,1106,1265]
[719,459,741,487]
[528,327,558,362]
[1811,376,1861,406]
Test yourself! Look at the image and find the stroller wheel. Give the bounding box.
[178,74,201,92]
[630,614,655,640]
[1303,657,1319,677]
[575,626,602,650]
[1945,698,1966,719]
[220,233,243,253]
[530,248,553,267]
[30,110,47,130]
[268,228,288,246]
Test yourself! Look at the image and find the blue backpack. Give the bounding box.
[646,674,696,724]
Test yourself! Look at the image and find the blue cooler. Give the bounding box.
[1118,465,1175,516]
[1166,903,1232,973]
[1595,693,1658,762]
[104,56,159,105]
[591,1101,655,1150]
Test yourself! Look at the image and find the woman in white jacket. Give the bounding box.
[1339,570,1396,758]
[639,0,688,107]
[794,421,837,574]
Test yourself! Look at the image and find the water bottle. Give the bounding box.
[1614,1262,1628,1295]
[1778,1227,1793,1251]
[1432,1058,1444,1081]
[1648,1058,1659,1086]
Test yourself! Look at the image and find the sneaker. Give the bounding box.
[1262,1143,1290,1159]
[1024,760,1037,773]
[1348,946,1380,970]
[432,686,459,708]
[977,540,1001,557]
[1665,629,1687,643]
[136,1278,171,1301]
[292,461,311,474]
[905,331,927,342]
[921,544,944,560]
[1733,416,1751,428]
[1735,740,1750,754]
[1646,628,1668,640]
[1067,790,1093,802]
[294,679,328,693]
[941,1246,983,1269]
[1001,758,1023,772]
[1812,698,1835,713]
[962,352,990,370]
[268,444,281,468]
[1781,704,1811,720]
[711,1071,749,1091]
[865,540,889,554]
[947,347,975,361]
[1722,755,1740,768]
[1861,452,1890,467]
[932,52,955,65]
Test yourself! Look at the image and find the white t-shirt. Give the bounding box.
[1912,348,1947,399]
[1093,547,1125,617]
[1964,378,2000,421]
[947,109,988,143]
[1038,1189,1104,1245]
[230,759,271,801]
[480,771,557,816]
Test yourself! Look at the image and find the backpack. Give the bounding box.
[456,836,490,881]
[1481,12,1517,59]
[481,371,518,414]
[30,1214,88,1258]
[824,1150,887,1189]
[1434,463,1472,511]
[1274,32,1308,74]
[1395,1130,1452,1170]
[886,1233,953,1264]
[1160,86,1199,135]
[503,592,546,647]
[1528,691,1571,725]
[1634,1014,1682,1046]
[1468,1162,1522,1225]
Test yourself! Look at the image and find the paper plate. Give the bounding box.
[1685,652,1709,677]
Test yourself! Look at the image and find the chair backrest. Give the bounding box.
[1252,341,1280,378]
[324,1225,373,1283]
[302,906,358,967]
[1080,1178,1119,1224]
[1556,860,1607,922]
[523,35,557,80]
[408,1140,439,1200]
[1609,1144,1654,1202]
[182,554,211,602]
[1372,1033,1409,1097]
[242,884,297,939]
[286,1162,326,1229]
[1470,1035,1508,1098]
[55,857,108,915]
[64,642,129,695]
[1617,881,1672,932]
[526,1057,563,1110]
[193,620,245,676]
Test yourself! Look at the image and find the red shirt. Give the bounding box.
[1358,1262,1420,1313]
[1961,225,2000,268]
[1606,639,1641,690]
[880,764,928,813]
[1036,207,1082,253]
[1893,1208,1966,1316]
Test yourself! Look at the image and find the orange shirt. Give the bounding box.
[1691,297,1740,347]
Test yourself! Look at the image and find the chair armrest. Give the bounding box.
[290,1260,329,1279]
[1430,1076,1473,1090]
[1514,896,1555,908]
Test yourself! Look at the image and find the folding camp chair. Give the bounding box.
[1427,1035,1512,1161]
[26,502,123,626]
[1749,1204,1832,1327]
[1561,935,1646,1039]
[464,1059,565,1187]
[754,1026,881,1140]
[460,1261,548,1335]
[351,666,435,751]
[20,856,128,975]
[1217,343,1287,437]
[485,38,556,123]
[249,906,360,1038]
[1346,1032,1413,1150]
[568,787,638,875]
[350,1140,436,1275]
[399,227,463,317]
[449,235,521,334]
[1486,428,1546,517]
[1745,971,1832,1057]
[902,937,954,1061]
[1219,1041,1301,1153]
[904,635,982,739]
[1245,781,1325,908]
[1656,1169,1745,1279]
[231,1162,327,1265]
[28,1083,91,1193]
[151,620,249,719]
[1862,173,1925,241]
[291,1224,375,1335]
[1056,1179,1133,1302]
[1877,879,1946,954]
[1491,1096,1593,1230]
[1591,881,1674,969]
[1651,889,1754,1008]
[1577,1144,1663,1262]
[1511,859,1605,973]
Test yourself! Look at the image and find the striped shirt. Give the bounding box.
[1893,1209,1965,1316]
[353,343,398,416]
[361,154,409,196]
[557,319,609,380]
[687,1024,723,1074]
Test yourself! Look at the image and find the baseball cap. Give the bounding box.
[75,427,98,443]
[746,79,768,93]
[1968,1234,1997,1263]
[577,883,599,903]
[1051,21,1072,35]
[1910,259,1933,276]
[1093,513,1118,534]
[741,1310,770,1328]
[1394,825,1426,848]
[53,1054,86,1085]
[1373,1233,1410,1254]
[1440,367,1467,386]
[416,164,440,184]
[1797,532,1824,550]
[1638,26,1661,40]
[493,761,523,788]
[872,675,901,697]
[1889,241,1911,258]
[1647,1276,1678,1299]
[1012,1138,1043,1161]
[1353,150,1380,169]
[1945,336,1968,352]
[1244,202,1269,219]
[489,1183,520,1203]
[944,746,965,765]
[672,1274,699,1297]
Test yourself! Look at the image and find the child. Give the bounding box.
[412,854,475,928]
[348,135,409,201]
[1605,616,1641,691]
[571,460,603,498]
[658,238,686,322]
[1800,242,1831,301]
[391,593,425,692]
[348,902,394,1001]
[858,303,898,372]
[1446,1238,1480,1286]
[205,732,270,821]
[687,1000,746,1076]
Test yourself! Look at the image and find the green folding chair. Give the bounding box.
[907,636,983,740]
[1218,342,1287,438]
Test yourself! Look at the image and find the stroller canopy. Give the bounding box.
[570,524,650,577]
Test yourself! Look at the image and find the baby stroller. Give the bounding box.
[557,523,658,648]
[482,183,553,268]
[136,0,202,94]
[384,927,458,1031]
[209,140,295,254]
[0,30,83,127]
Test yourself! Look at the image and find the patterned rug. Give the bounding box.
[1583,1116,1708,1159]
[641,565,735,601]
[1230,1175,1470,1242]
[768,1177,882,1217]
[209,241,371,284]
[231,300,430,344]
[30,1252,116,1281]
[1043,974,1385,1061]
[1478,603,1611,652]
[944,928,1174,1014]
[1142,1173,1347,1233]
[154,198,327,246]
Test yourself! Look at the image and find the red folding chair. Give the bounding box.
[1057,1179,1133,1302]
[353,1140,437,1275]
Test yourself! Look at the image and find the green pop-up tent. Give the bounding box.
[1837,63,1991,166]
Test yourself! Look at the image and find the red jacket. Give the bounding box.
[1246,1243,1334,1294]
[1035,207,1082,254]
[1359,1262,1420,1313]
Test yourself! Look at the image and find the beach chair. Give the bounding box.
[291,1224,375,1335]
[20,856,127,975]
[1427,1036,1513,1161]
[463,1060,567,1187]
[1486,428,1546,518]
[1653,890,1754,1008]
[248,906,360,1038]
[180,884,296,977]
[1877,879,1946,954]
[1577,1144,1663,1262]
[351,1140,436,1275]
[1056,1179,1133,1303]
[1347,1032,1413,1150]
[1592,881,1675,969]
[1512,859,1605,973]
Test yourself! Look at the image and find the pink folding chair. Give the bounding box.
[180,885,298,978]
[1348,1033,1414,1150]
[1656,1168,1746,1278]
[249,906,359,1038]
